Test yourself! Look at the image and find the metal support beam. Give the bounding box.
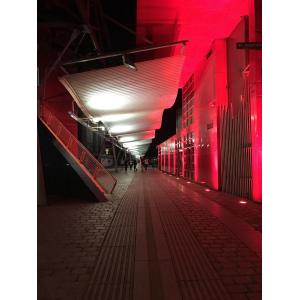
[62,39,188,66]
[74,31,87,56]
[43,29,81,86]
[75,0,102,53]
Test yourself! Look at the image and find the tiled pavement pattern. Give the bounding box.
[38,169,261,300]
[162,173,262,232]
[37,172,134,300]
[83,175,141,299]
[144,176,231,300]
[157,173,262,300]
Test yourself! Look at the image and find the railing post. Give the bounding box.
[93,166,99,178]
[66,136,72,149]
[56,124,63,136]
[80,151,86,163]
[47,112,53,126]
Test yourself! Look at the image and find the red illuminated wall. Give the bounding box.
[157,0,262,202]
[195,40,227,189]
[158,39,227,190]
[249,0,262,202]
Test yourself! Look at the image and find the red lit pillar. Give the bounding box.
[249,0,262,202]
[215,39,228,190]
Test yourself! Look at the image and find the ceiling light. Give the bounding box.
[123,140,152,148]
[87,92,129,111]
[110,124,134,134]
[93,114,133,122]
[128,145,148,149]
[122,55,137,71]
[118,136,136,143]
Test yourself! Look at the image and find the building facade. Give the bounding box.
[157,9,262,202]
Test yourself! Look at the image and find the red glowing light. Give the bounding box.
[151,0,261,203]
[205,188,211,192]
[176,177,179,180]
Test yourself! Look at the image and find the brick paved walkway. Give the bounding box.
[37,172,134,300]
[38,170,261,300]
[161,173,262,232]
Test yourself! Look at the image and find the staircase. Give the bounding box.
[38,105,117,201]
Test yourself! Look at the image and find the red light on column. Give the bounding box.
[200,181,206,184]
[239,200,247,204]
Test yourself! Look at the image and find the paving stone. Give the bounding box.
[38,170,261,300]
[38,172,134,300]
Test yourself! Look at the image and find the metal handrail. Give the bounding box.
[39,105,117,194]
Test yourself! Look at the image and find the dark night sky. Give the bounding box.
[146,89,182,158]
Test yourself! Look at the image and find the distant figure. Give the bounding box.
[129,160,133,171]
[140,157,145,172]
[151,159,155,169]
[144,158,149,171]
[124,159,129,172]
[133,159,137,172]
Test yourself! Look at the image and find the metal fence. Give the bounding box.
[39,105,117,194]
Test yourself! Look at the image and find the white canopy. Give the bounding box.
[60,55,184,155]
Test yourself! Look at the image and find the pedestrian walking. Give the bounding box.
[140,157,145,172]
[133,159,137,172]
[124,158,129,172]
[144,158,149,171]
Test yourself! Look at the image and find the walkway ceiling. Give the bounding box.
[60,54,185,155]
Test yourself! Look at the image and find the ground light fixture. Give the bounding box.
[239,200,247,204]
[205,188,211,192]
